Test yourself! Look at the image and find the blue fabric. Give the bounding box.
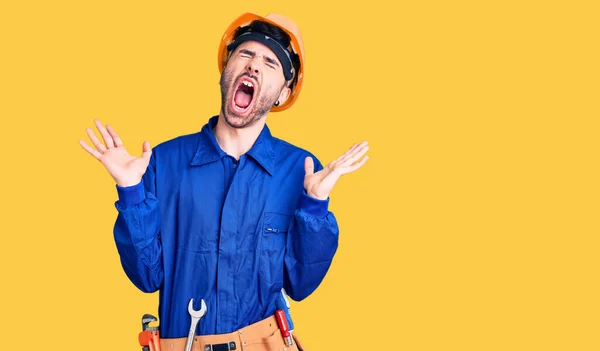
[113,115,339,338]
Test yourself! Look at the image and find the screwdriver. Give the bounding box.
[275,310,293,346]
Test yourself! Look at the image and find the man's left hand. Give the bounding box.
[304,141,370,200]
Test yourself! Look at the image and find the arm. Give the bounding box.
[283,157,340,301]
[113,149,164,293]
[283,142,370,301]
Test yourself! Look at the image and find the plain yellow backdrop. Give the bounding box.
[1,0,599,350]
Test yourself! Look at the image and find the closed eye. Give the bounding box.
[264,57,279,69]
[238,49,278,69]
[239,49,255,59]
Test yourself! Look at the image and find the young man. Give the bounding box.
[79,12,369,351]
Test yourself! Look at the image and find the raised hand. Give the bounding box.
[304,141,369,200]
[79,120,152,187]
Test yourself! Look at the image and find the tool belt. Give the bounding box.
[159,314,305,351]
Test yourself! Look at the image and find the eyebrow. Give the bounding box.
[239,49,280,67]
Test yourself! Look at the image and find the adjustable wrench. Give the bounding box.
[185,298,207,351]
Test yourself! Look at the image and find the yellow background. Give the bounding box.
[1,0,598,350]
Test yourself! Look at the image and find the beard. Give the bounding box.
[219,68,280,129]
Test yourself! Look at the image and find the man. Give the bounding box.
[79,12,369,350]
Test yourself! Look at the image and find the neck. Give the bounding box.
[213,111,265,160]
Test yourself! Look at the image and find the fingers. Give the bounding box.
[304,156,314,176]
[338,141,369,166]
[81,120,125,160]
[334,142,360,163]
[141,140,152,161]
[94,119,116,149]
[86,127,107,153]
[106,124,123,147]
[346,155,369,173]
[78,139,103,159]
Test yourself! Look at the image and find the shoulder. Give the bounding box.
[272,137,324,170]
[151,131,202,162]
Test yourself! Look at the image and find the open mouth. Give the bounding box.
[232,77,256,114]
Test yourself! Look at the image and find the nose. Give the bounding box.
[246,60,260,76]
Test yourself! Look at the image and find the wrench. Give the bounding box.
[139,314,160,351]
[185,298,207,351]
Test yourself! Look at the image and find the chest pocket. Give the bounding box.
[259,212,291,285]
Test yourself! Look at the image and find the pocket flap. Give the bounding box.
[264,212,292,234]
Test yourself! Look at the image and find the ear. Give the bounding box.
[278,86,292,105]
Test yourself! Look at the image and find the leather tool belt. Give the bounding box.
[159,314,305,351]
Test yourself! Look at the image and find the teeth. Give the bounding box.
[242,81,253,88]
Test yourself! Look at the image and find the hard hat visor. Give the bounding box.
[226,31,295,81]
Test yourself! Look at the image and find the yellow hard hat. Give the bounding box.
[217,12,305,112]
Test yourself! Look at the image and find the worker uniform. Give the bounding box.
[113,115,340,342]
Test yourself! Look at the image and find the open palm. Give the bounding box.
[79,120,152,187]
[304,141,369,200]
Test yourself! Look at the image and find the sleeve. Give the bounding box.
[112,148,164,293]
[283,156,340,301]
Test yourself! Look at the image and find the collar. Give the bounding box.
[190,115,276,176]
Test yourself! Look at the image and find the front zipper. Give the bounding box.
[265,227,287,234]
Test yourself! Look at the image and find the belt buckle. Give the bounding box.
[204,341,236,351]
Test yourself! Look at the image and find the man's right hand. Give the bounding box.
[79,119,152,187]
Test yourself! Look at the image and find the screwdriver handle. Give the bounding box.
[275,310,293,346]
